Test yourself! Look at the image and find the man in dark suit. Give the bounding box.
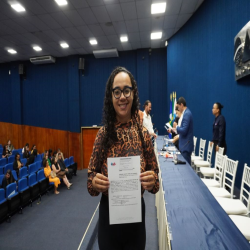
[172,97,194,165]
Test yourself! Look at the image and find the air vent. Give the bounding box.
[30,56,56,64]
[93,49,118,58]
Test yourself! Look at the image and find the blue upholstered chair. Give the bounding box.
[37,170,48,195]
[19,166,28,179]
[6,183,20,219]
[28,163,36,175]
[8,155,15,164]
[0,158,7,167]
[0,188,8,222]
[18,178,31,211]
[28,173,40,204]
[4,163,13,174]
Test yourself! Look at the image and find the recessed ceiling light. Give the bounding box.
[33,46,42,51]
[55,0,68,6]
[120,36,128,42]
[151,32,162,40]
[90,39,98,45]
[151,3,166,14]
[60,43,69,48]
[165,41,168,46]
[8,49,17,54]
[11,3,26,12]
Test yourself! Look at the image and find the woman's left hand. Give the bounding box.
[140,171,155,191]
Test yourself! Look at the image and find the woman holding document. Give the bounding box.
[87,67,159,250]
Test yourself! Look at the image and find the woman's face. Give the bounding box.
[17,154,20,160]
[212,103,219,116]
[112,72,134,123]
[46,160,49,167]
[8,141,11,145]
[6,173,10,179]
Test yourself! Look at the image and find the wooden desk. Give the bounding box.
[81,127,100,169]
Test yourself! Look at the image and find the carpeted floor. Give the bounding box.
[0,169,159,250]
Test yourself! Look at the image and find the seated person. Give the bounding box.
[57,153,73,179]
[43,158,60,195]
[26,149,37,166]
[2,145,11,158]
[56,149,64,161]
[22,145,30,159]
[51,157,72,189]
[1,170,16,189]
[31,145,38,155]
[48,149,53,160]
[22,143,29,154]
[7,140,14,153]
[53,150,57,158]
[43,151,51,166]
[13,153,23,175]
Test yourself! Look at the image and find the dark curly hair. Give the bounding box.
[96,66,147,172]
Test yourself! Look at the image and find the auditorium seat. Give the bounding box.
[34,154,42,162]
[8,155,15,164]
[4,163,13,174]
[36,161,42,172]
[0,158,7,167]
[28,163,36,175]
[6,183,20,220]
[28,173,40,205]
[0,166,4,175]
[64,158,70,168]
[18,178,31,211]
[21,158,27,166]
[0,188,8,222]
[11,170,18,181]
[11,150,19,156]
[19,166,28,179]
[0,174,4,187]
[37,170,48,196]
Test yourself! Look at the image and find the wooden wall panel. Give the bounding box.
[0,122,81,169]
[81,127,99,169]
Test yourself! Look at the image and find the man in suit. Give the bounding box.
[172,97,194,165]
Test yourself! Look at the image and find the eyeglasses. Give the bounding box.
[112,86,133,99]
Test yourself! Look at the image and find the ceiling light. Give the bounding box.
[151,32,162,40]
[8,49,17,54]
[33,46,42,51]
[90,39,98,45]
[55,0,68,6]
[120,36,128,42]
[60,43,69,48]
[165,41,168,46]
[151,3,166,14]
[11,3,26,12]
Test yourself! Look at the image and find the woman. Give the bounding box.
[1,170,16,189]
[2,145,11,158]
[51,157,72,189]
[43,151,51,166]
[23,145,30,159]
[7,140,14,153]
[88,67,159,250]
[31,145,38,155]
[211,102,227,154]
[13,153,23,175]
[43,158,60,195]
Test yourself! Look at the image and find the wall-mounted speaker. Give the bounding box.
[79,58,85,76]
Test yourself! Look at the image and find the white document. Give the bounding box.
[108,156,141,225]
[166,122,172,129]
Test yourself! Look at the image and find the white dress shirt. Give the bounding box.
[143,110,154,134]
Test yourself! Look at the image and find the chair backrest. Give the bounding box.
[4,163,13,174]
[0,188,6,202]
[222,157,239,198]
[18,178,28,192]
[0,166,4,175]
[11,150,19,156]
[239,164,250,212]
[28,173,37,186]
[0,174,4,186]
[64,158,69,168]
[198,139,206,160]
[29,163,36,175]
[69,156,74,165]
[0,158,7,167]
[6,183,17,197]
[193,136,197,155]
[17,149,22,154]
[19,166,28,179]
[37,169,46,181]
[213,153,227,187]
[206,141,214,164]
[35,154,42,162]
[218,147,224,155]
[11,170,18,181]
[0,144,2,149]
[36,161,42,171]
[21,158,27,166]
[0,148,3,154]
[8,155,15,164]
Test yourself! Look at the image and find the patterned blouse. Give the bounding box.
[87,119,159,197]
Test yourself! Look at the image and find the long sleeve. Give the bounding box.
[143,129,159,194]
[218,116,226,146]
[87,127,105,196]
[177,112,191,136]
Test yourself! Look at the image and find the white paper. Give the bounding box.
[166,122,172,129]
[108,156,141,225]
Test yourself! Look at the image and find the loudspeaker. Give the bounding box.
[79,58,85,70]
[19,64,26,79]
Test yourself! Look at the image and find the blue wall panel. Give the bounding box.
[167,0,250,188]
[0,64,11,122]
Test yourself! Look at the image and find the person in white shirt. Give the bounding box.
[143,100,157,138]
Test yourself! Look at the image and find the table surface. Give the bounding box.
[157,136,250,250]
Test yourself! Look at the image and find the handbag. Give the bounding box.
[50,171,57,178]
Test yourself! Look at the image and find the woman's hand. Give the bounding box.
[216,145,219,152]
[92,173,110,193]
[173,135,178,143]
[210,141,214,147]
[140,171,156,191]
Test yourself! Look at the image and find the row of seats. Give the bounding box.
[191,137,250,241]
[0,169,48,222]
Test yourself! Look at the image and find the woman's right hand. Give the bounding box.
[92,173,110,193]
[210,141,214,147]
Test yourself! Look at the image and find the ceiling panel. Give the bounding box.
[140,31,151,42]
[122,42,132,50]
[86,0,105,7]
[106,4,124,22]
[12,17,39,33]
[92,6,111,23]
[121,2,137,20]
[163,15,178,29]
[76,48,88,54]
[138,18,151,32]
[52,12,75,28]
[180,0,199,14]
[107,35,120,44]
[136,0,152,19]
[1,19,29,34]
[113,21,128,34]
[63,10,85,26]
[70,0,89,8]
[65,27,83,39]
[88,24,105,36]
[165,0,183,16]
[37,14,62,29]
[24,16,50,30]
[53,28,74,40]
[95,36,111,46]
[77,26,94,38]
[39,0,75,13]
[151,16,164,30]
[23,0,47,15]
[42,30,63,42]
[77,8,99,25]
[125,20,139,32]
[100,23,117,35]
[175,14,192,28]
[128,32,141,42]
